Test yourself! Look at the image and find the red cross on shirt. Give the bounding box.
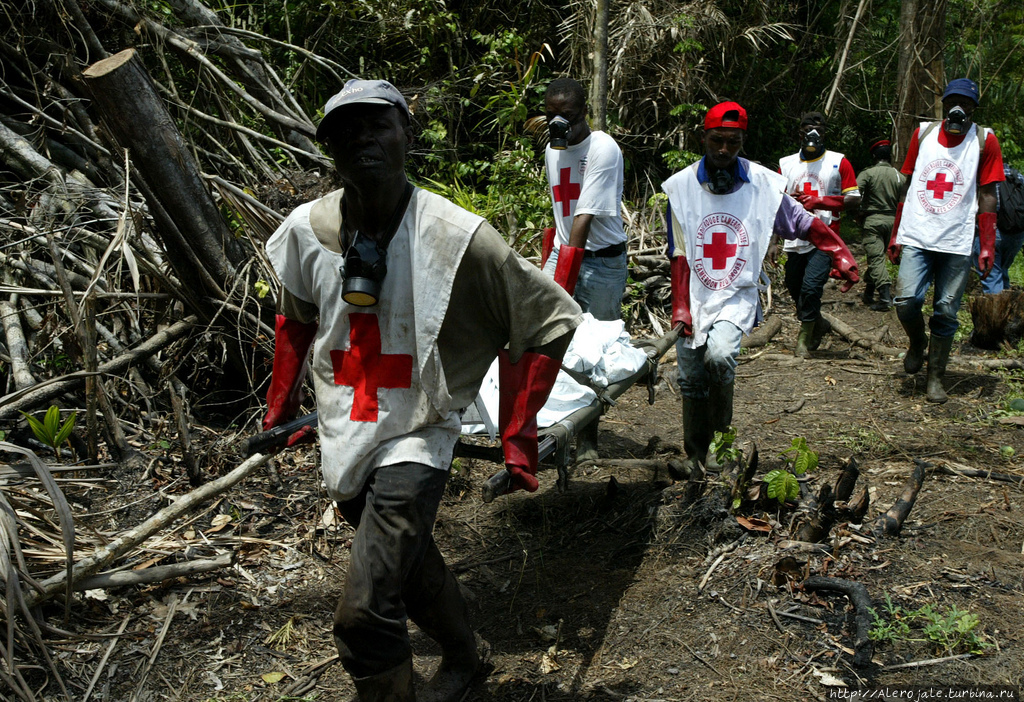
[330,313,413,422]
[704,231,737,270]
[926,172,955,200]
[553,167,581,217]
[801,182,819,198]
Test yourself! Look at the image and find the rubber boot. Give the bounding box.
[861,281,875,306]
[926,335,953,404]
[871,284,892,312]
[899,313,928,374]
[809,315,832,351]
[795,321,815,358]
[409,569,480,702]
[704,382,734,473]
[679,396,710,477]
[352,658,415,702]
[575,421,600,465]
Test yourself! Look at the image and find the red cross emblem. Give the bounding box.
[704,231,737,270]
[801,182,819,198]
[330,313,413,422]
[553,167,581,217]
[926,172,955,200]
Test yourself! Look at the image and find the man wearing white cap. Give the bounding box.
[887,77,1005,403]
[662,102,859,474]
[261,79,582,701]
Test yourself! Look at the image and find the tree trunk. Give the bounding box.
[82,49,244,307]
[591,0,610,131]
[895,0,947,157]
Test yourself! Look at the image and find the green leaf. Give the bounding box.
[21,411,48,444]
[45,405,61,439]
[54,413,77,447]
[785,474,801,501]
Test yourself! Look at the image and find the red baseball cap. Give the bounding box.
[705,101,748,131]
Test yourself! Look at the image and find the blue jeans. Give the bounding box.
[895,246,971,338]
[972,229,1024,293]
[333,461,450,677]
[544,248,628,321]
[675,320,743,398]
[783,248,833,322]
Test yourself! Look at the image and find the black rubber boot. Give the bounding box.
[898,312,928,374]
[409,569,480,702]
[795,321,815,358]
[704,382,734,473]
[680,396,710,476]
[809,315,832,351]
[352,658,415,702]
[871,284,892,311]
[926,335,953,404]
[861,281,875,306]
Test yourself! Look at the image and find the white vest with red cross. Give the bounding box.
[266,188,482,501]
[898,122,984,256]
[779,150,846,253]
[662,161,785,349]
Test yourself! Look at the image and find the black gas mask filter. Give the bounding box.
[548,116,570,150]
[341,233,388,307]
[946,105,969,135]
[707,166,735,195]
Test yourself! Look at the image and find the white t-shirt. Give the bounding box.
[545,131,627,250]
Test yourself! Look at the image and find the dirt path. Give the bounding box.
[79,280,1024,702]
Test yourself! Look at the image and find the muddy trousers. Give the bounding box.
[861,215,894,290]
[334,461,455,678]
[784,248,833,323]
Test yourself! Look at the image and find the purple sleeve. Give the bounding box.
[773,194,815,241]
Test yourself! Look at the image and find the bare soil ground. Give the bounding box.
[27,259,1024,701]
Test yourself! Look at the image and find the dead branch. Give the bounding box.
[75,553,233,590]
[168,382,201,486]
[25,452,272,608]
[0,299,35,391]
[822,311,903,357]
[741,315,783,349]
[928,463,1024,487]
[867,460,927,537]
[802,576,875,667]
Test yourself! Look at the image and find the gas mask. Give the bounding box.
[801,128,824,159]
[548,116,571,150]
[945,105,970,135]
[341,232,388,307]
[707,166,735,195]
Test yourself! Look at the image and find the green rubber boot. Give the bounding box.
[809,315,832,351]
[899,313,928,374]
[795,321,815,358]
[351,658,415,702]
[679,396,711,476]
[926,335,954,404]
[705,381,735,473]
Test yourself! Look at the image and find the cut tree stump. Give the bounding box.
[968,290,1024,350]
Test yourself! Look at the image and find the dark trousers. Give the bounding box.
[784,248,833,322]
[333,461,450,678]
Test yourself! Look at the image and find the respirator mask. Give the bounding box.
[341,232,388,307]
[707,166,735,195]
[801,128,824,158]
[548,116,571,150]
[945,106,969,135]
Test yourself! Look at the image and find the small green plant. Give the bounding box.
[709,426,741,466]
[780,436,818,475]
[20,406,76,455]
[764,469,800,505]
[869,596,991,655]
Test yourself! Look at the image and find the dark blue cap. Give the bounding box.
[941,78,979,105]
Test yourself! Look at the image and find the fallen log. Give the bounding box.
[821,311,903,357]
[741,315,783,349]
[867,460,926,537]
[802,576,874,668]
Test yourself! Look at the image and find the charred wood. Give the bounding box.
[802,576,875,667]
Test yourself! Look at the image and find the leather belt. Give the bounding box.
[583,242,626,258]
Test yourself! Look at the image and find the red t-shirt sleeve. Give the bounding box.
[979,131,1005,185]
[901,128,921,176]
[839,158,858,192]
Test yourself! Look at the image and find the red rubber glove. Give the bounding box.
[264,314,317,433]
[887,202,904,264]
[540,227,557,268]
[977,211,997,279]
[670,255,692,336]
[796,194,846,213]
[806,217,859,292]
[497,349,562,493]
[553,245,585,295]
